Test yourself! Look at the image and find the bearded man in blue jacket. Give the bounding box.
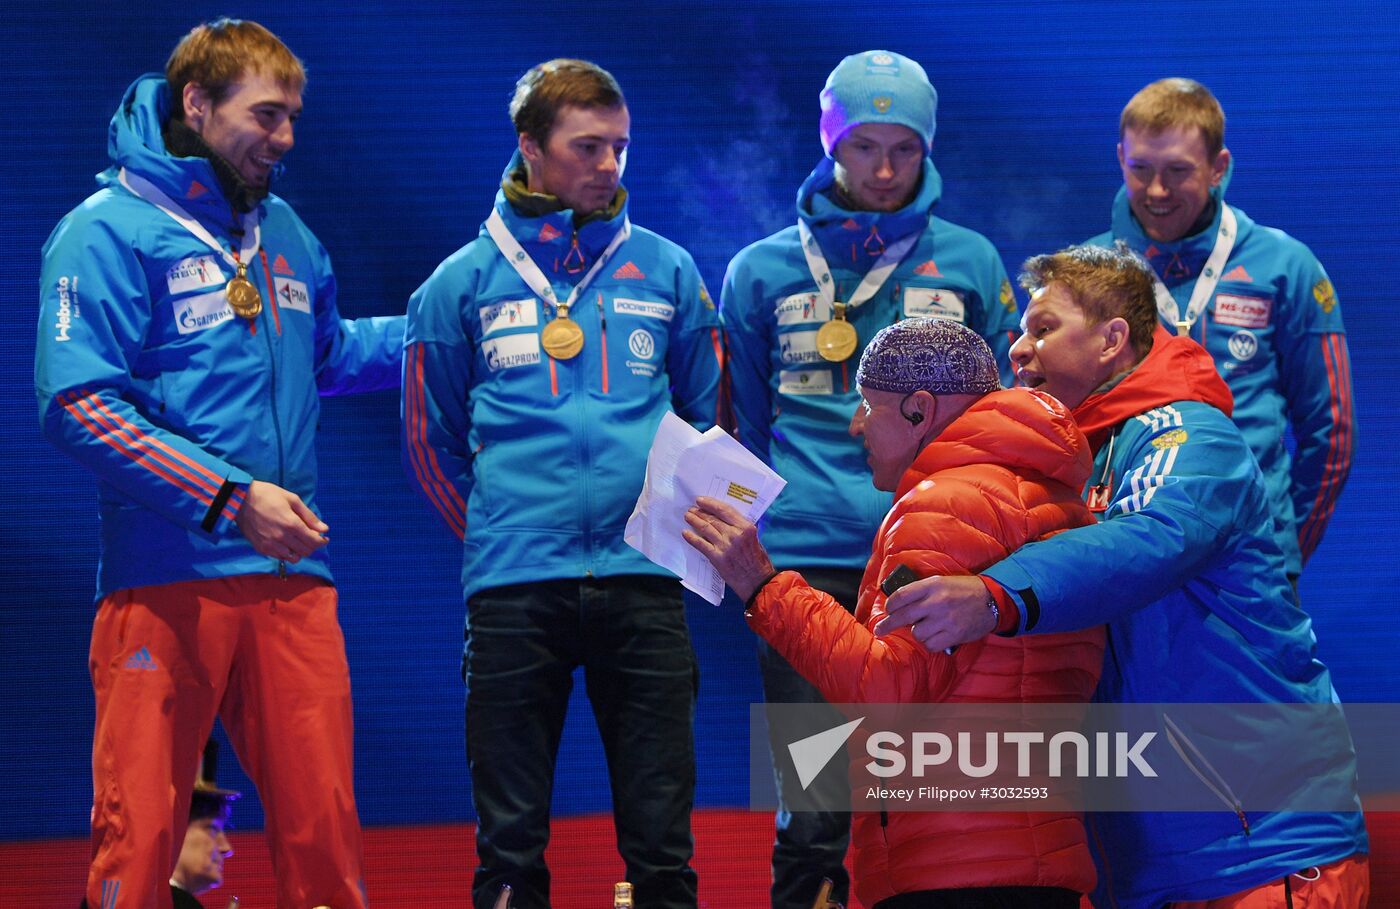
[403,59,722,909]
[1089,78,1355,580]
[720,50,1018,909]
[37,18,403,909]
[875,245,1368,908]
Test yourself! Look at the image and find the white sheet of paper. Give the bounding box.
[624,412,786,604]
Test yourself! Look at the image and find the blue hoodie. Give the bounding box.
[36,74,404,600]
[1087,169,1355,573]
[722,157,1016,571]
[402,155,722,599]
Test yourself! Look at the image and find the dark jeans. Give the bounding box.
[464,575,699,909]
[873,887,1081,908]
[757,567,862,909]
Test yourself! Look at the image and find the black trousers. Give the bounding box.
[756,567,862,909]
[464,576,699,909]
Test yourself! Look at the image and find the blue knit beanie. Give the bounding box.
[819,50,937,157]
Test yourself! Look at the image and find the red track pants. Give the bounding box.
[1168,854,1369,908]
[84,574,367,909]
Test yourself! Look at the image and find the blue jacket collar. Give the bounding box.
[796,156,941,272]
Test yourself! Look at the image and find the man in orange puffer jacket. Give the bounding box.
[686,317,1105,909]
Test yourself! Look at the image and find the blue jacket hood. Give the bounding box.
[797,156,942,269]
[103,73,283,219]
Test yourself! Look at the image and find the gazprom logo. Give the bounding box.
[174,290,235,335]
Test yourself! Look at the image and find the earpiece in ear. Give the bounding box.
[899,391,926,426]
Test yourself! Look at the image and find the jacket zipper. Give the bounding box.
[597,291,609,394]
[254,250,288,578]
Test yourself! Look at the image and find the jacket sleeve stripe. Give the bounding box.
[1299,333,1356,560]
[404,343,467,539]
[62,390,216,507]
[222,485,247,524]
[85,393,230,499]
[1120,413,1183,514]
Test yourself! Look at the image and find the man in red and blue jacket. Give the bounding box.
[876,245,1368,908]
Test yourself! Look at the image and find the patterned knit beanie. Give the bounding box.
[856,318,1000,395]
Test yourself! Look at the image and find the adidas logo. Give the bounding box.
[124,646,158,671]
[538,223,563,242]
[913,260,941,277]
[612,261,645,280]
[186,180,209,200]
[272,254,295,276]
[1222,264,1253,282]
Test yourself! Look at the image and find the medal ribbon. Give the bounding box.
[118,168,260,278]
[1150,204,1237,336]
[797,219,919,314]
[486,209,630,315]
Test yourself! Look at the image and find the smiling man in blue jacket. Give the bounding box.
[1089,78,1355,580]
[37,18,403,909]
[403,59,722,909]
[720,50,1018,909]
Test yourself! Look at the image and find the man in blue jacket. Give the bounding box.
[403,59,722,909]
[1089,78,1355,579]
[37,18,403,909]
[720,50,1017,909]
[876,245,1368,907]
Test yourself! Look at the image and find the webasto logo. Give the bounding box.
[54,275,75,342]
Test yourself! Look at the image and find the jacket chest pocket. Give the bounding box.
[606,295,673,383]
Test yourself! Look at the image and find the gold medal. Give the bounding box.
[816,302,858,362]
[541,305,584,360]
[225,262,262,320]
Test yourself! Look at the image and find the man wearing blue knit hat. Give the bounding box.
[721,50,1019,909]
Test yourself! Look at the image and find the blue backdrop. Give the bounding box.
[3,1,1397,840]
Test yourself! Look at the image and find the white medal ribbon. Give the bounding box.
[486,208,630,315]
[797,219,920,314]
[118,167,260,276]
[1151,204,1237,336]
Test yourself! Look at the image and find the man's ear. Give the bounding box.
[1210,146,1231,189]
[518,131,542,166]
[905,389,936,428]
[183,82,210,130]
[1100,316,1132,361]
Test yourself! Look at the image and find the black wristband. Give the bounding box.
[201,478,240,533]
[745,571,781,610]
